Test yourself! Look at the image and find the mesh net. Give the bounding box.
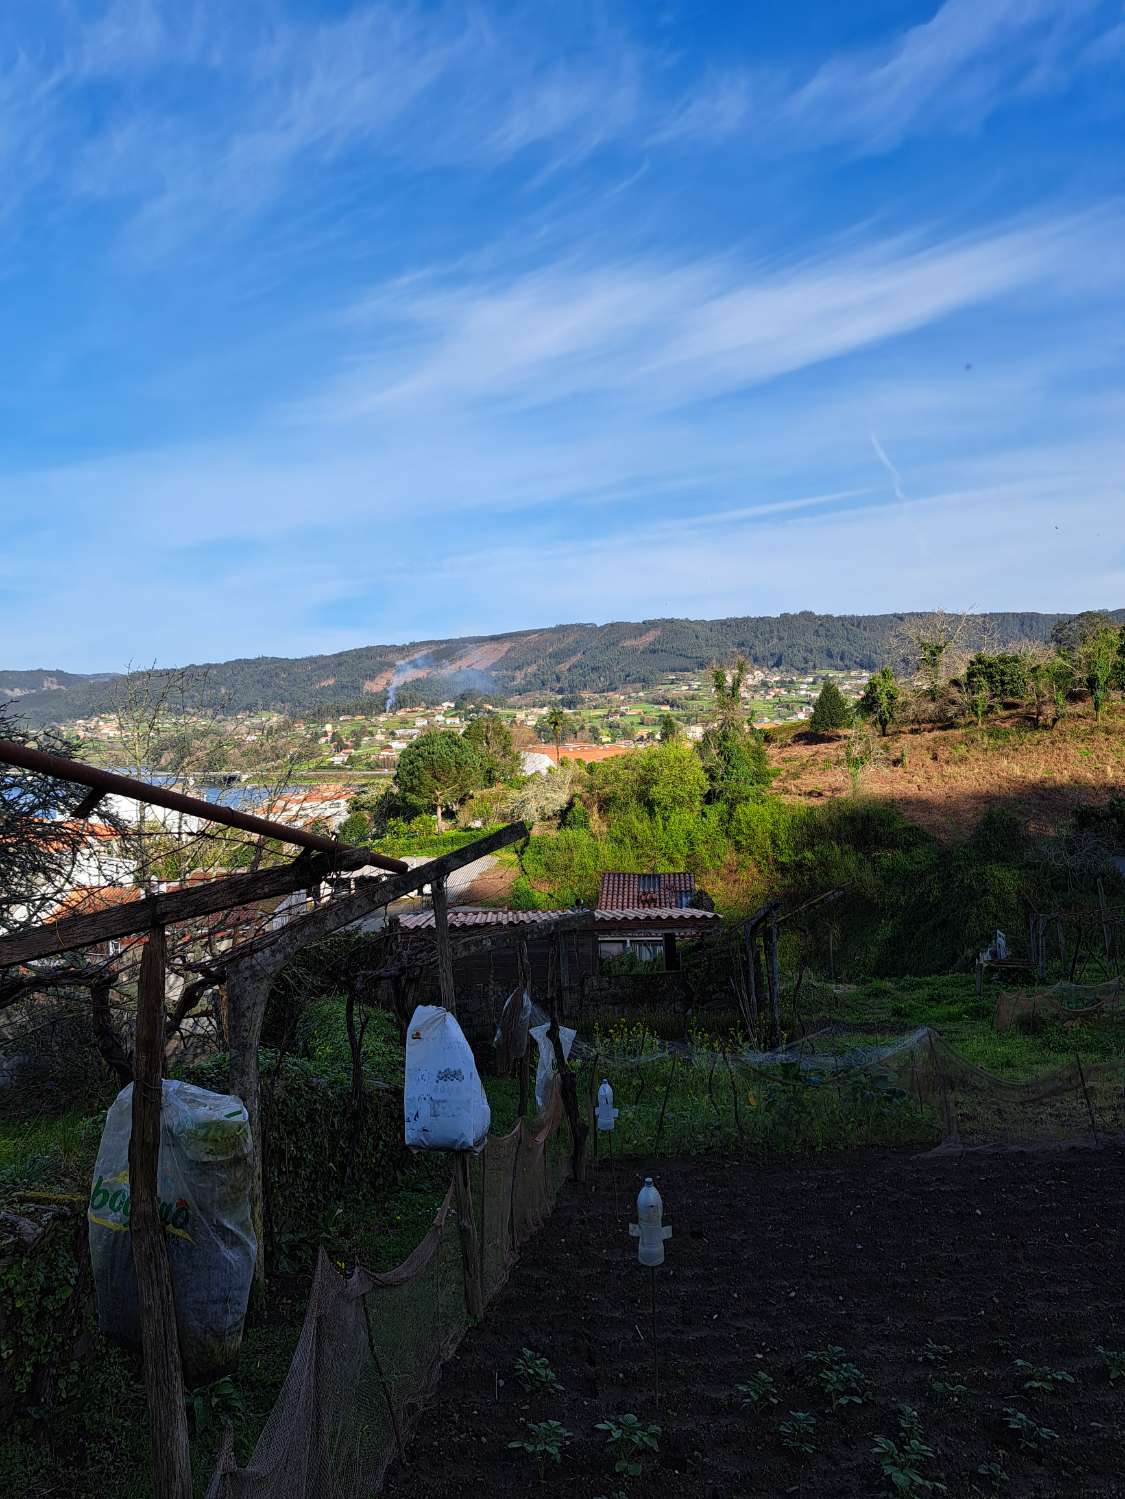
[206,1086,566,1499]
[581,1025,1125,1155]
[994,978,1125,1033]
[207,1015,1123,1499]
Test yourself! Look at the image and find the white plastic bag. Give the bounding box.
[404,1006,491,1150]
[530,1020,576,1113]
[87,1080,256,1385]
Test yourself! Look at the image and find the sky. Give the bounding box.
[1,0,1124,671]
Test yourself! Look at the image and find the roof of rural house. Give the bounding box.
[598,871,695,909]
[49,885,142,918]
[397,905,719,930]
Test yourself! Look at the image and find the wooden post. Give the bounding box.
[516,941,531,1118]
[432,875,456,1014]
[226,962,274,1301]
[743,925,759,1035]
[548,935,589,1182]
[454,1155,484,1320]
[130,927,192,1499]
[765,916,782,1048]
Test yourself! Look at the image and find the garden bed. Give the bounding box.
[382,1147,1124,1498]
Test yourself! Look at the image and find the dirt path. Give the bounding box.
[383,1149,1125,1498]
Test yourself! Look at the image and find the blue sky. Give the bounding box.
[1,0,1123,671]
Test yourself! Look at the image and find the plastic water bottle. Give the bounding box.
[630,1177,671,1266]
[596,1079,619,1132]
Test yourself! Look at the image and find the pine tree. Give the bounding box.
[810,680,852,734]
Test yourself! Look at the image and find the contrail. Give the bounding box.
[870,431,908,505]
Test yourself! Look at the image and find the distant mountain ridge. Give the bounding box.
[4,610,1122,725]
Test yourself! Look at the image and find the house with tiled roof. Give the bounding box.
[394,899,720,1007]
[598,871,695,910]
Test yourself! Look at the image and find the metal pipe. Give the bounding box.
[0,738,408,871]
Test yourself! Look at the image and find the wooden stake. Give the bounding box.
[454,1154,484,1320]
[650,1265,660,1407]
[130,927,192,1499]
[654,1055,678,1151]
[744,924,759,1036]
[432,876,456,1013]
[1074,1050,1099,1144]
[548,936,589,1181]
[765,917,782,1048]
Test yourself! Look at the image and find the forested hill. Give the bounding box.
[6,610,1122,723]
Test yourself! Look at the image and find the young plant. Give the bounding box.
[897,1405,923,1443]
[509,1419,573,1481]
[1013,1360,1074,1395]
[1001,1407,1058,1454]
[187,1375,247,1435]
[1096,1346,1125,1383]
[735,1371,779,1412]
[596,1414,660,1477]
[872,1435,947,1496]
[915,1340,952,1366]
[779,1411,818,1455]
[930,1376,968,1402]
[514,1347,563,1395]
[973,1458,1008,1494]
[801,1345,871,1408]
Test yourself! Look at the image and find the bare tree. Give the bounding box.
[894,610,978,702]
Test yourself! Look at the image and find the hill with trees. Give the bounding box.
[6,609,1123,724]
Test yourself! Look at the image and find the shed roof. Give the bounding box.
[598,871,695,909]
[397,905,718,931]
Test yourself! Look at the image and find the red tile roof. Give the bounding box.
[49,885,142,918]
[398,906,719,930]
[598,872,695,909]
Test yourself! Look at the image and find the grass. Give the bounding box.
[803,973,1125,1075]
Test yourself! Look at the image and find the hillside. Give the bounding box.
[770,704,1125,842]
[5,608,1122,724]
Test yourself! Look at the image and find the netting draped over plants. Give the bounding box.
[579,1024,1125,1154]
[205,1087,566,1499]
[995,978,1125,1033]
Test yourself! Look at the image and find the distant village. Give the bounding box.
[7,665,867,936]
[64,665,869,784]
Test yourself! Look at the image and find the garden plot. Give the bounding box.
[382,1149,1124,1499]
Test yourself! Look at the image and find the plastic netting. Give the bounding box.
[205,1085,566,1499]
[994,978,1125,1033]
[579,1025,1125,1154]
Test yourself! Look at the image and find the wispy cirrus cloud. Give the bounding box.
[655,0,1122,150]
[318,208,1117,418]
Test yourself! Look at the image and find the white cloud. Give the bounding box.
[657,0,1120,151]
[318,210,1116,418]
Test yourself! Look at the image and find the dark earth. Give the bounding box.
[382,1148,1125,1498]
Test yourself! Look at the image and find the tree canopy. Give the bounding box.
[394,730,483,830]
[858,667,901,736]
[810,680,852,734]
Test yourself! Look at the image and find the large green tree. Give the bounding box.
[1080,626,1121,721]
[809,680,852,734]
[462,715,519,781]
[395,730,484,830]
[699,725,772,807]
[858,667,900,736]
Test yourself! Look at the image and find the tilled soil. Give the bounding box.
[382,1148,1125,1498]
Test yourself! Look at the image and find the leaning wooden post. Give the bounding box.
[547,935,589,1182]
[516,940,531,1118]
[130,927,192,1499]
[765,915,782,1048]
[743,923,759,1036]
[432,875,456,1013]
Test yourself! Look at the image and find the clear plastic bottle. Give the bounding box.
[631,1177,671,1265]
